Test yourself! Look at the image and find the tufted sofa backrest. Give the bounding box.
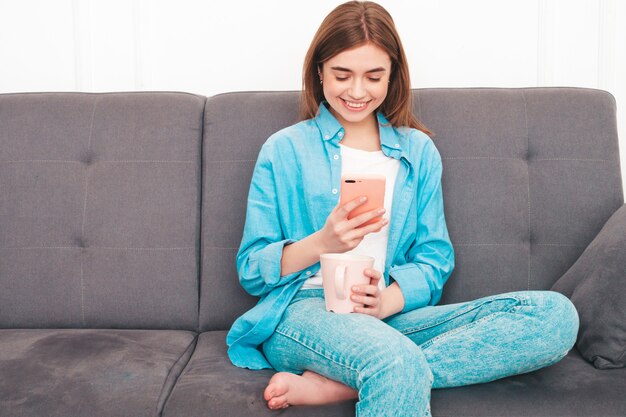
[0,88,622,332]
[0,92,204,330]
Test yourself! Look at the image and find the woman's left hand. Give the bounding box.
[351,268,384,319]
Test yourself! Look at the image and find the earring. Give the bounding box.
[320,79,323,85]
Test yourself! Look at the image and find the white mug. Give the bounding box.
[320,253,375,314]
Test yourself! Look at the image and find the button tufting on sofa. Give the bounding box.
[80,150,95,165]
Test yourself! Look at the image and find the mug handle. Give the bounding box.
[335,265,347,299]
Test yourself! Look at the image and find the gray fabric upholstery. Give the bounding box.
[419,88,623,302]
[1,89,625,416]
[430,348,626,417]
[552,203,626,369]
[0,329,196,417]
[162,331,356,417]
[199,91,301,331]
[0,92,204,330]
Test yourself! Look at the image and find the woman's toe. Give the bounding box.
[264,382,283,399]
[269,397,288,409]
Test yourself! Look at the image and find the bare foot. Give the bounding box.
[263,370,358,410]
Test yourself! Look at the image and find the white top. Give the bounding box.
[301,143,401,291]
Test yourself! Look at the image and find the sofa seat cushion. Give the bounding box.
[162,331,355,417]
[0,329,197,417]
[164,331,626,417]
[431,348,626,417]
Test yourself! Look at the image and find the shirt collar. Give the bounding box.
[314,102,408,159]
[314,102,343,141]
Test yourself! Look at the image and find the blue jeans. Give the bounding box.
[262,288,579,417]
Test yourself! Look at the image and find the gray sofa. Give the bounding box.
[1,88,625,417]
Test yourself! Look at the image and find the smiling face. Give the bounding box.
[319,42,392,129]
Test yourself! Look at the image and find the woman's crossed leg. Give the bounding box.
[261,289,578,415]
[262,291,433,417]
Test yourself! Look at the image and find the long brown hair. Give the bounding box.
[300,1,431,135]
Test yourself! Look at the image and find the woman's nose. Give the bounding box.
[348,79,366,100]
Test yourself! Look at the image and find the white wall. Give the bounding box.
[1,0,625,197]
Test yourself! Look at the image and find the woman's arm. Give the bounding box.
[380,282,405,319]
[280,231,325,276]
[281,199,389,276]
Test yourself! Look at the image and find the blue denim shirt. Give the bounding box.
[227,103,455,370]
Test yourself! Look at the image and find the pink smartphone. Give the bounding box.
[339,174,386,227]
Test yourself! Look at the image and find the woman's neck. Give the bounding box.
[335,112,381,152]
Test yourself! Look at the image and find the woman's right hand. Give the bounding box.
[317,196,388,253]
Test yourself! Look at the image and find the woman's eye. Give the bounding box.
[368,78,381,82]
[335,76,349,81]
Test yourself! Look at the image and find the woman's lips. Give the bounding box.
[340,98,370,112]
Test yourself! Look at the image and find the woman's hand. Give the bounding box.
[351,269,406,320]
[317,196,388,254]
[351,268,384,319]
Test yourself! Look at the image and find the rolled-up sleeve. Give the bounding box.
[390,141,455,313]
[236,144,299,297]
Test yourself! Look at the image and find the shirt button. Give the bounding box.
[306,271,312,275]
[334,154,339,160]
[332,188,338,194]
[394,143,400,148]
[324,134,330,139]
[338,131,344,137]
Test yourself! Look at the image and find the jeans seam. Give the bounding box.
[274,326,360,374]
[418,302,521,350]
[400,296,522,336]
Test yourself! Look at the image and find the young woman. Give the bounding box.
[227,2,579,415]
